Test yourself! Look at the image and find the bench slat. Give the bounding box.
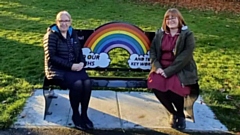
[90,76,147,81]
[91,79,147,88]
[86,67,150,72]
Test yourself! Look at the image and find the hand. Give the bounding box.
[161,72,167,78]
[78,62,84,71]
[79,62,84,68]
[156,68,167,78]
[156,68,164,74]
[71,64,82,71]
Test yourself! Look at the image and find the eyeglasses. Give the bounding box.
[166,17,177,20]
[58,20,71,23]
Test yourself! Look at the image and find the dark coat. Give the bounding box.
[149,26,200,122]
[43,24,86,80]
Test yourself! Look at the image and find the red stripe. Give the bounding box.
[84,23,150,50]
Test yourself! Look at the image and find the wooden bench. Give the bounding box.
[42,22,155,119]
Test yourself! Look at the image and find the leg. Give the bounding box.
[152,89,177,115]
[169,91,186,130]
[69,80,83,116]
[81,79,93,129]
[152,89,177,127]
[69,80,87,129]
[169,91,185,118]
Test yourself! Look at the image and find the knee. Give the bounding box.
[72,80,83,90]
[85,79,91,84]
[83,79,92,89]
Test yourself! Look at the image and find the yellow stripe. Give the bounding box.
[91,30,147,54]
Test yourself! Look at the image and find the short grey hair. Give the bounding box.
[56,10,72,21]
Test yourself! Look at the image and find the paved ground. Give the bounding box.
[10,90,230,134]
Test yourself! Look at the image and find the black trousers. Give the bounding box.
[63,71,92,117]
[153,89,185,118]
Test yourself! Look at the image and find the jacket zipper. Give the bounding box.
[173,35,181,56]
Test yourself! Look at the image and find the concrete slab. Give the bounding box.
[67,91,121,129]
[13,90,70,127]
[12,89,228,132]
[186,97,228,132]
[117,92,170,129]
[117,92,228,131]
[44,90,70,126]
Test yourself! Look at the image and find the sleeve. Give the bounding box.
[150,32,162,72]
[43,32,73,70]
[163,31,195,77]
[78,43,87,67]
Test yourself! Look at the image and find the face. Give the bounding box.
[56,14,71,32]
[166,15,179,29]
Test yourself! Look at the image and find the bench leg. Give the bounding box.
[43,89,57,119]
[48,90,58,98]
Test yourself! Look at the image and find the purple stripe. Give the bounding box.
[104,44,133,54]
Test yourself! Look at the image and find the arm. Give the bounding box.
[164,32,195,77]
[43,32,73,70]
[150,33,162,72]
[79,43,87,67]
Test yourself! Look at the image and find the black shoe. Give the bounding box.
[72,114,87,130]
[176,117,186,130]
[169,114,177,128]
[81,115,94,130]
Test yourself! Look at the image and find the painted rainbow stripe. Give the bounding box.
[84,22,150,55]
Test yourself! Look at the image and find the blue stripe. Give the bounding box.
[100,40,136,54]
[94,34,144,55]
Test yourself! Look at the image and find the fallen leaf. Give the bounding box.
[226,95,233,100]
[2,100,7,104]
[219,88,226,93]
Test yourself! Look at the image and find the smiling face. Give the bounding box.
[162,8,186,32]
[56,12,71,33]
[166,15,179,29]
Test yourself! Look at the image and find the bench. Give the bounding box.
[42,21,155,119]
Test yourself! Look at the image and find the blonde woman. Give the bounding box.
[43,11,93,130]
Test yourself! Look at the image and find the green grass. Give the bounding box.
[0,0,240,132]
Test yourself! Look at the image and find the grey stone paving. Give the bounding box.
[12,90,228,132]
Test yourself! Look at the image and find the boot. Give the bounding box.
[81,114,94,130]
[72,114,87,130]
[169,114,177,128]
[176,117,186,130]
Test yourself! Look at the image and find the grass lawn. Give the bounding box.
[0,0,240,132]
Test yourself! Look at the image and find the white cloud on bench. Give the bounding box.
[128,51,151,70]
[82,48,110,68]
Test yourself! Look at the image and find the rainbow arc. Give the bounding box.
[84,22,150,55]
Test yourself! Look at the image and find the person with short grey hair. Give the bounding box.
[43,11,93,130]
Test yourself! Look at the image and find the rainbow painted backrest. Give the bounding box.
[76,22,155,70]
